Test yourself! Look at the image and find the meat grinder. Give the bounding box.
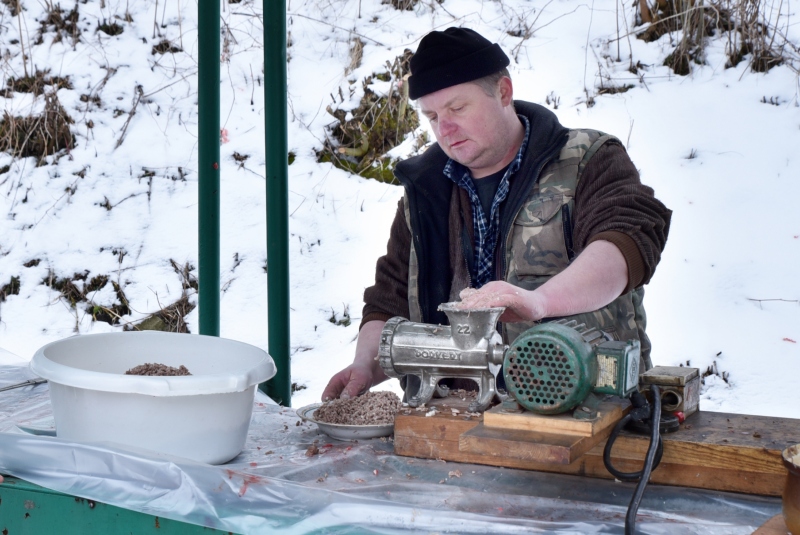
[378,303,643,416]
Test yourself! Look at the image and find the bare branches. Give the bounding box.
[747,298,800,309]
[114,84,144,149]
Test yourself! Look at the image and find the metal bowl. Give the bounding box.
[296,403,394,441]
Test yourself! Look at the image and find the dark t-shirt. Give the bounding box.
[472,165,508,217]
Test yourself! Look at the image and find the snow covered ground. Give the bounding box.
[0,0,798,417]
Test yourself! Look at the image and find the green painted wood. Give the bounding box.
[0,477,235,534]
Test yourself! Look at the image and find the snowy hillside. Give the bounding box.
[0,0,798,417]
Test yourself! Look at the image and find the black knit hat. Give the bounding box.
[408,27,510,100]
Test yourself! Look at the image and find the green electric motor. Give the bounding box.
[503,320,641,415]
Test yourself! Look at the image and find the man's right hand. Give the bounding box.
[321,363,375,401]
[320,319,389,401]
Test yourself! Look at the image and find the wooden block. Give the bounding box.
[395,433,787,495]
[482,398,629,437]
[752,514,790,534]
[459,422,616,464]
[641,366,699,386]
[394,395,483,443]
[393,408,797,497]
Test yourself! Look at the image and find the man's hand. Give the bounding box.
[321,320,389,401]
[457,240,629,322]
[321,363,375,401]
[458,282,546,323]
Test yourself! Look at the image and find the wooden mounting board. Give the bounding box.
[393,396,800,497]
[483,397,629,436]
[460,398,630,464]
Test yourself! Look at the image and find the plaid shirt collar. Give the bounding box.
[443,115,531,288]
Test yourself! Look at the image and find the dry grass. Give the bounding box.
[98,20,124,36]
[152,39,183,55]
[382,0,444,9]
[637,0,793,75]
[0,276,20,302]
[317,51,419,183]
[0,92,75,163]
[4,69,73,96]
[346,37,364,75]
[382,0,419,10]
[127,295,195,333]
[123,260,198,333]
[43,269,131,325]
[38,3,82,46]
[0,0,20,16]
[41,261,197,332]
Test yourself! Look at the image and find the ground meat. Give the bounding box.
[454,288,507,309]
[124,363,191,376]
[315,391,401,425]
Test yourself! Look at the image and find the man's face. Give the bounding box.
[418,79,514,178]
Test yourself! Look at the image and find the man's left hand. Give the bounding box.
[456,240,629,323]
[457,281,545,323]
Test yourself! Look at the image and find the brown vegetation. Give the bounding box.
[0,92,74,162]
[317,51,420,183]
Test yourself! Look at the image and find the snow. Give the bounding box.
[0,0,798,417]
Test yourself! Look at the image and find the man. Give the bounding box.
[322,27,671,401]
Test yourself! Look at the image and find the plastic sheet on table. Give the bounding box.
[0,364,782,534]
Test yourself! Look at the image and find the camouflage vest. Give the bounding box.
[405,129,652,370]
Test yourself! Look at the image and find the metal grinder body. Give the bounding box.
[379,305,642,415]
[378,305,506,413]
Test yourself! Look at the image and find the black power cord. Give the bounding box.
[603,385,663,535]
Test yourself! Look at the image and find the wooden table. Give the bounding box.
[395,396,799,496]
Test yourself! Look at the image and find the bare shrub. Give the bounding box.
[124,261,197,333]
[1,0,20,16]
[382,0,443,9]
[38,3,82,46]
[41,261,197,332]
[98,20,124,36]
[127,294,196,333]
[43,269,131,325]
[5,69,73,96]
[0,92,75,162]
[723,0,784,71]
[317,51,419,183]
[152,39,183,55]
[382,0,419,10]
[0,276,20,302]
[345,37,364,75]
[637,0,793,75]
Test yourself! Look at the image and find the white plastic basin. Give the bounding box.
[30,331,276,464]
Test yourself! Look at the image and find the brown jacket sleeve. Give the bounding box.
[360,198,411,329]
[573,141,672,292]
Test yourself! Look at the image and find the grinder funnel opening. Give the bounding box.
[438,303,504,351]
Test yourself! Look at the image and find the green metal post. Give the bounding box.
[261,1,291,405]
[198,0,221,336]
